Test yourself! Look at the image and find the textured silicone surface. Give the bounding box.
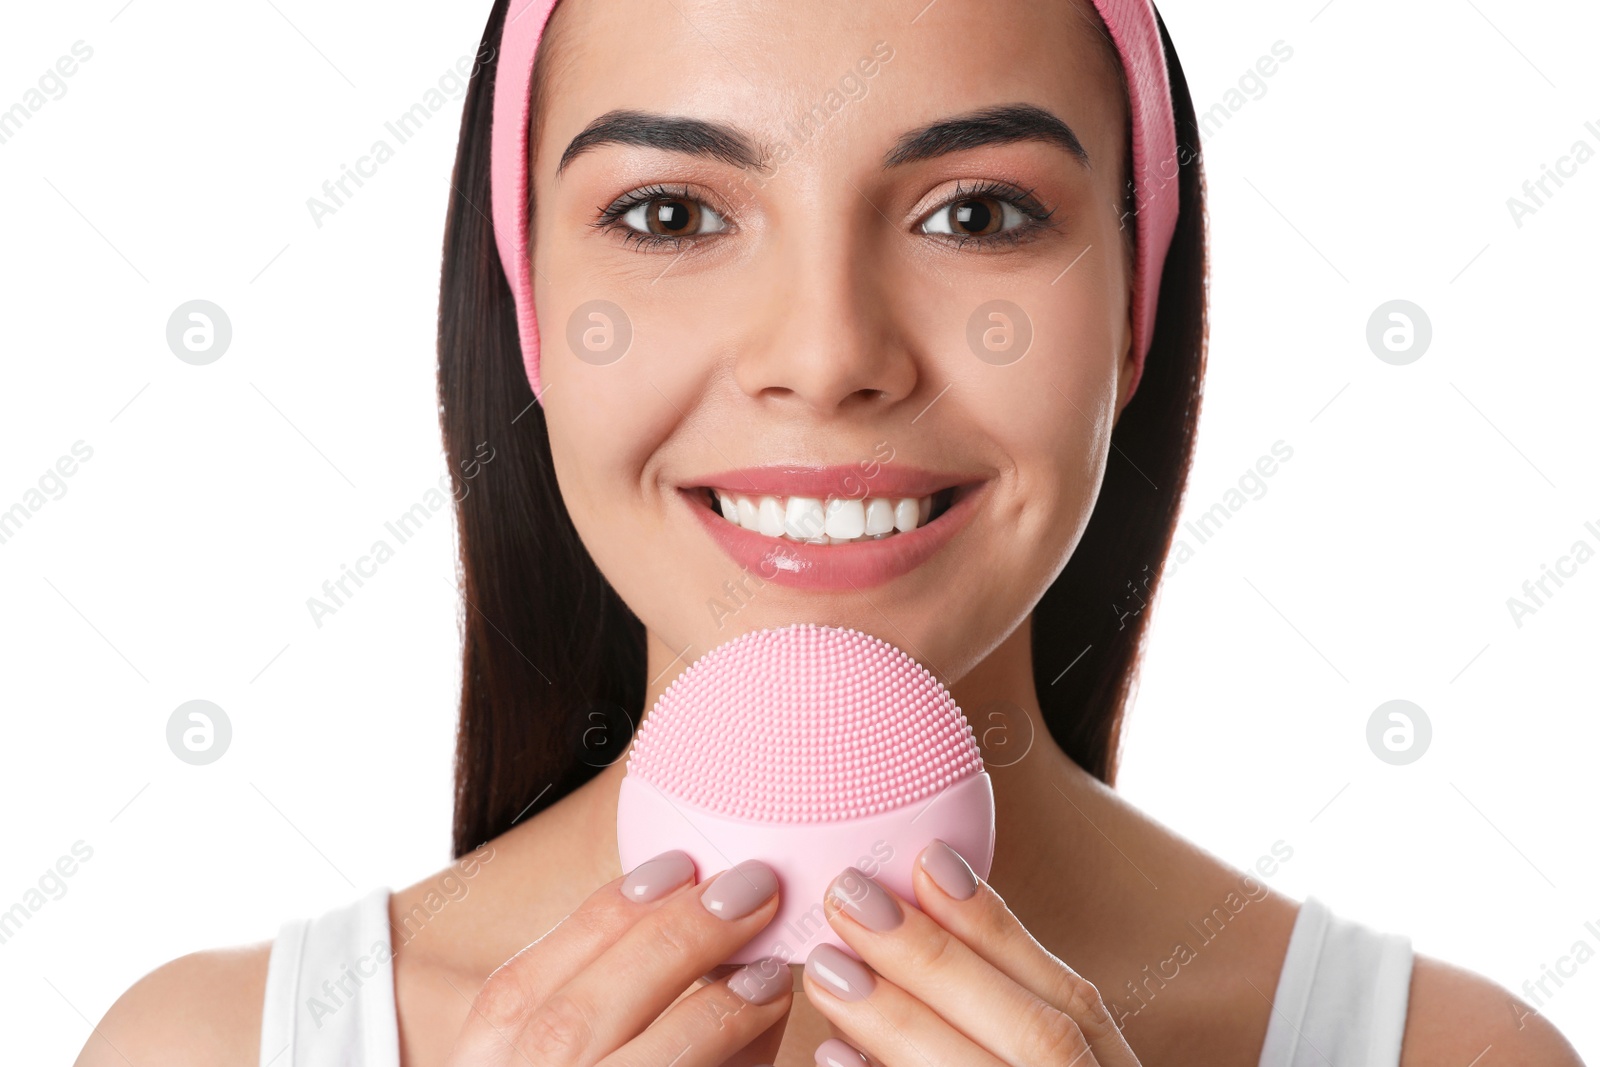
[616,623,995,965]
[627,623,986,822]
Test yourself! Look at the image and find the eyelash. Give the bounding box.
[592,178,1059,253]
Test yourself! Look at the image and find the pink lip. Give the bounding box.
[687,464,975,500]
[682,479,988,591]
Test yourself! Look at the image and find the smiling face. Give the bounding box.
[527,0,1136,683]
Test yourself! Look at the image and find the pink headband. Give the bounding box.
[489,0,1179,405]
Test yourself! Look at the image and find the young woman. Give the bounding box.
[77,0,1585,1065]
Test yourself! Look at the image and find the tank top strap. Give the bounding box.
[1258,895,1414,1067]
[258,886,400,1067]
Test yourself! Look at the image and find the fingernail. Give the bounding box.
[805,942,875,1002]
[700,859,778,921]
[919,839,977,901]
[620,849,695,903]
[828,867,902,932]
[815,1036,869,1066]
[727,956,790,1004]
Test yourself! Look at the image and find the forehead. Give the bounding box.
[530,0,1128,183]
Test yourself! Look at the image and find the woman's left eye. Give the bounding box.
[917,181,1055,246]
[919,195,1028,238]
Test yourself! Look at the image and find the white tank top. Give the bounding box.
[258,888,1412,1066]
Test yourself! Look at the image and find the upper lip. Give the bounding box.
[684,465,984,499]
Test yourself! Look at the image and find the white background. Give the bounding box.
[1,0,1595,1062]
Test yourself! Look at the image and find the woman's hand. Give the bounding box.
[446,850,792,1066]
[802,839,1141,1067]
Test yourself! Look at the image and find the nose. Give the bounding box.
[732,231,920,415]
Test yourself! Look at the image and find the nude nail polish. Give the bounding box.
[828,866,902,932]
[815,1037,869,1066]
[700,858,779,920]
[805,943,875,1001]
[620,849,694,903]
[919,838,978,900]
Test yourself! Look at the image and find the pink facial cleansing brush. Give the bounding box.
[616,623,994,967]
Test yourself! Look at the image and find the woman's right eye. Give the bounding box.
[600,187,731,249]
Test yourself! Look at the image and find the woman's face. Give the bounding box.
[530,0,1134,682]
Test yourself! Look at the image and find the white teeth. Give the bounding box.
[736,497,759,530]
[824,498,866,539]
[711,489,941,543]
[864,498,895,535]
[757,495,784,537]
[784,496,826,541]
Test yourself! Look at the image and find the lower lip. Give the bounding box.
[682,483,986,591]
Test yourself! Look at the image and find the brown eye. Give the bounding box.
[647,198,698,235]
[619,195,729,238]
[920,193,1028,239]
[952,196,1001,236]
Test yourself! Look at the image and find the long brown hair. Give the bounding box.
[438,0,1208,858]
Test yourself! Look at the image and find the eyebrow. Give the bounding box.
[883,104,1090,169]
[555,102,1090,178]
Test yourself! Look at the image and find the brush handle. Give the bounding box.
[617,770,995,966]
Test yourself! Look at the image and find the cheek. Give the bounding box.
[534,227,735,432]
[913,269,1120,562]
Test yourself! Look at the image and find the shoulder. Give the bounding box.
[1400,952,1585,1066]
[72,940,272,1067]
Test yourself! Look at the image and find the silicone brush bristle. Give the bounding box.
[626,623,985,823]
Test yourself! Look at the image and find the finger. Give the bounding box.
[598,958,794,1067]
[800,942,1011,1067]
[513,858,782,1063]
[911,841,1140,1067]
[820,866,1109,1067]
[447,849,700,1063]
